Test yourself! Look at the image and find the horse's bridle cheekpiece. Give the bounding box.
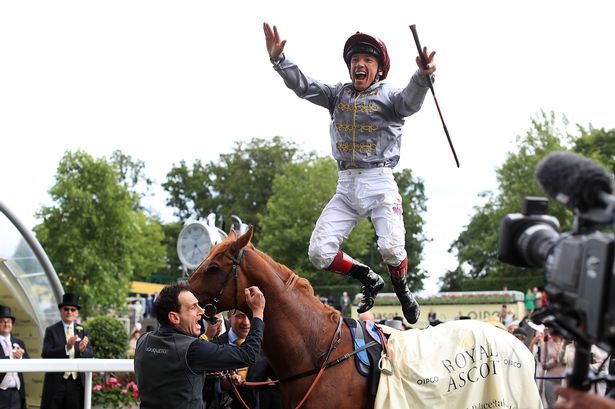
[202,247,246,319]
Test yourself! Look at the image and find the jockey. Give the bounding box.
[263,23,436,324]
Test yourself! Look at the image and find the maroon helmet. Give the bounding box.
[343,32,390,80]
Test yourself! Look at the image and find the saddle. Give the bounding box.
[343,318,390,396]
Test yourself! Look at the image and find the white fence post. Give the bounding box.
[0,359,134,408]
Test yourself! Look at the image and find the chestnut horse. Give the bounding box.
[188,227,373,409]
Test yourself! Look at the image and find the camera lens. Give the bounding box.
[517,222,560,267]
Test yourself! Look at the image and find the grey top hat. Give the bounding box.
[0,305,16,322]
[384,319,403,330]
[58,293,81,310]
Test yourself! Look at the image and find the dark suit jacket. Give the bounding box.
[0,337,29,409]
[40,321,94,406]
[216,332,279,409]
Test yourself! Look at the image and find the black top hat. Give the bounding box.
[0,305,16,322]
[58,293,81,310]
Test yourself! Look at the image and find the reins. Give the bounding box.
[212,246,366,409]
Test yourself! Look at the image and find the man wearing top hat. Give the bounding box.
[0,305,29,409]
[41,293,93,409]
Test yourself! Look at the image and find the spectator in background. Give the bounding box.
[427,308,436,323]
[512,327,529,344]
[534,287,543,310]
[216,310,280,409]
[339,292,351,317]
[128,327,141,357]
[0,305,29,409]
[128,299,144,330]
[41,293,93,409]
[145,293,155,318]
[392,316,408,330]
[541,328,566,408]
[525,289,535,316]
[558,340,609,397]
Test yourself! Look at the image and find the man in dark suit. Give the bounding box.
[40,293,93,409]
[0,305,29,409]
[217,310,280,409]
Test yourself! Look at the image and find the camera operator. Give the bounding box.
[555,387,615,409]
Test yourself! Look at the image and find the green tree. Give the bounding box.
[85,316,129,358]
[34,150,166,317]
[162,159,213,220]
[163,137,299,242]
[258,156,428,293]
[445,112,570,291]
[445,112,615,292]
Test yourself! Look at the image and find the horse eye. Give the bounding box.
[205,266,221,275]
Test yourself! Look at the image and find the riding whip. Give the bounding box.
[409,24,460,168]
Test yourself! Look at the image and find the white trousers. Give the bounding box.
[308,167,407,269]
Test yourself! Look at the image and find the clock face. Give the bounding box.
[177,223,212,269]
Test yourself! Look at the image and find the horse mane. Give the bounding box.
[251,247,340,316]
[200,232,341,325]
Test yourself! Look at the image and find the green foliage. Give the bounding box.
[34,150,166,317]
[163,136,299,244]
[444,111,615,291]
[86,315,129,358]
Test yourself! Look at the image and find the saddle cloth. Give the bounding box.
[375,320,543,409]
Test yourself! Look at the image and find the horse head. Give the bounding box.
[188,226,256,317]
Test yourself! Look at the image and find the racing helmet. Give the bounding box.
[343,32,390,80]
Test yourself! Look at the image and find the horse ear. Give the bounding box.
[231,225,253,253]
[227,229,237,240]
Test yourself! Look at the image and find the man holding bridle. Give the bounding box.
[263,22,436,324]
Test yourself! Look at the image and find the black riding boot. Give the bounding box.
[388,258,420,324]
[326,251,384,314]
[347,262,384,314]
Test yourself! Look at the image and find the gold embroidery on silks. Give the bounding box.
[336,141,376,153]
[357,143,376,153]
[336,141,353,152]
[338,102,378,113]
[335,122,378,133]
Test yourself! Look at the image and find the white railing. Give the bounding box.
[0,359,134,409]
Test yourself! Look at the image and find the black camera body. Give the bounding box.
[497,152,615,389]
[499,196,615,352]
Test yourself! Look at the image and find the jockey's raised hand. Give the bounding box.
[263,22,286,60]
[416,46,436,77]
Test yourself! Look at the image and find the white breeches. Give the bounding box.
[308,167,407,269]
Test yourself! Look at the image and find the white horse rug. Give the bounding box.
[375,320,543,409]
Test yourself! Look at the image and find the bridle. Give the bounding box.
[202,247,246,319]
[201,244,367,409]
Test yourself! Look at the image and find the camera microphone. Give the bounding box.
[535,151,613,213]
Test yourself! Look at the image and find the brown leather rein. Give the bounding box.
[214,246,368,409]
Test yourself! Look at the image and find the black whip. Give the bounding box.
[409,24,460,168]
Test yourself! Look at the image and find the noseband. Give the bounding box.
[202,247,246,318]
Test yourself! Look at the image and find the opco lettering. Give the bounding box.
[503,358,521,368]
[417,376,439,385]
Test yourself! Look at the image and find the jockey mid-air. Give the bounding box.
[263,22,437,324]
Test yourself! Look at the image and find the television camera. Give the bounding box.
[497,151,615,389]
